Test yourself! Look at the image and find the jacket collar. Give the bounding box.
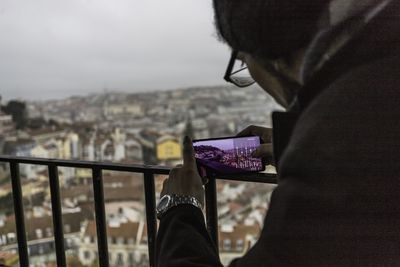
[302,0,391,83]
[297,0,400,112]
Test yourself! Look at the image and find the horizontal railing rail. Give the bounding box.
[0,155,277,267]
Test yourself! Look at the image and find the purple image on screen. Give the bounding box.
[193,136,263,174]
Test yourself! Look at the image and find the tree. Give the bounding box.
[26,117,46,129]
[1,100,28,129]
[0,193,14,215]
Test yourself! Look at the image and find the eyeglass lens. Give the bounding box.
[230,64,255,87]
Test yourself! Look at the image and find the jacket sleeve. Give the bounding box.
[156,204,223,267]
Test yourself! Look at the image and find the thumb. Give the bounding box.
[251,144,273,158]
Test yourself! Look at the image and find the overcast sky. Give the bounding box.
[0,0,231,101]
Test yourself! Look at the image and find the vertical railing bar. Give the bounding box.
[9,161,29,267]
[143,172,157,267]
[48,164,66,267]
[205,177,219,251]
[92,167,109,267]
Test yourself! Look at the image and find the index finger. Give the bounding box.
[182,136,197,169]
[236,125,272,139]
[236,125,259,137]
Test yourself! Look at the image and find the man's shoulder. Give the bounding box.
[280,54,400,169]
[306,53,400,115]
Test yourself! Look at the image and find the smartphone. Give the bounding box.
[193,136,265,177]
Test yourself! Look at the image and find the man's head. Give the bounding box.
[214,1,329,108]
[213,0,329,61]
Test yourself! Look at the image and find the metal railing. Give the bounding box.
[0,156,277,267]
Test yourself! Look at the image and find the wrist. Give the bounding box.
[157,194,202,220]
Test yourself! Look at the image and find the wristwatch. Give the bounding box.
[156,194,202,219]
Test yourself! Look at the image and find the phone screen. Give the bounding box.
[193,136,264,177]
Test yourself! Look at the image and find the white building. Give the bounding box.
[0,112,14,135]
[79,220,149,267]
[219,223,260,266]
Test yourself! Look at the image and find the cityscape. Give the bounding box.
[0,85,279,266]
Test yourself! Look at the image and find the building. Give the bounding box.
[3,139,36,178]
[156,135,182,161]
[104,103,144,118]
[0,251,18,266]
[79,220,149,267]
[0,210,92,266]
[59,132,80,159]
[111,128,126,162]
[219,223,260,266]
[31,144,49,159]
[125,137,143,162]
[136,130,158,165]
[0,112,14,136]
[28,127,65,145]
[43,139,60,159]
[192,118,210,139]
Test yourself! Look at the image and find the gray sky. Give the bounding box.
[0,0,231,101]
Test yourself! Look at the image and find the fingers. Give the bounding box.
[182,136,196,169]
[160,178,169,197]
[162,167,181,196]
[251,143,273,158]
[236,125,262,136]
[199,166,208,185]
[161,159,205,206]
[169,167,180,178]
[236,125,272,141]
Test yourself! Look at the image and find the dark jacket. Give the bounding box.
[156,2,400,266]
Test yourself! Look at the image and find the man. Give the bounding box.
[156,0,400,266]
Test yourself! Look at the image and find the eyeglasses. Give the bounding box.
[223,50,255,88]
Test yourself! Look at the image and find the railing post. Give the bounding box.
[143,172,157,267]
[48,165,66,267]
[92,167,109,267]
[9,162,29,267]
[205,177,219,251]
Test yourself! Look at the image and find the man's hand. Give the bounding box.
[237,125,274,164]
[160,136,205,207]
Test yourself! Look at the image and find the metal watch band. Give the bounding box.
[157,194,202,219]
[171,194,202,209]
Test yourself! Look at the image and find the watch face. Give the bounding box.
[157,195,171,212]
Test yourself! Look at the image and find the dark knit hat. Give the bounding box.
[213,0,328,60]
